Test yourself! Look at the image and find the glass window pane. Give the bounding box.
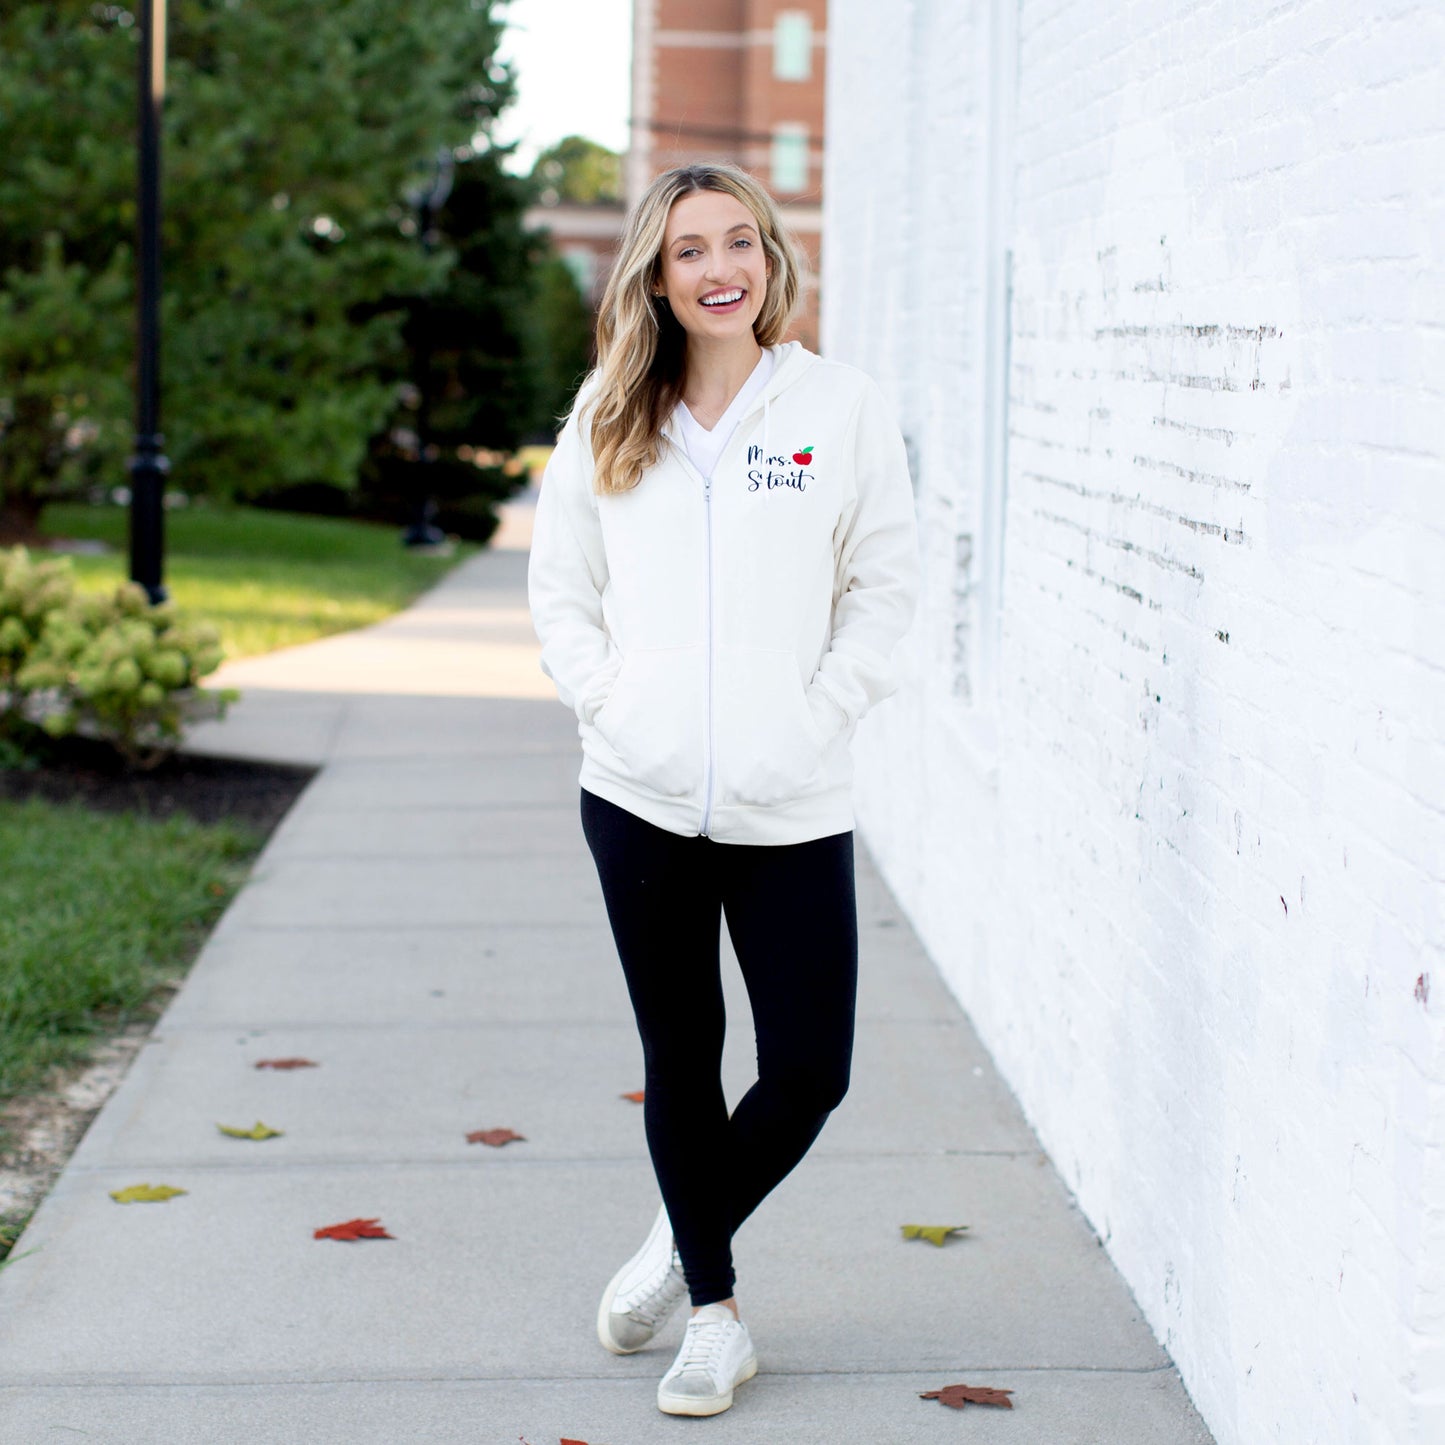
[771,125,809,193]
[773,12,812,81]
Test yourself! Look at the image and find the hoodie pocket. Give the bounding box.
[715,646,828,809]
[592,645,704,799]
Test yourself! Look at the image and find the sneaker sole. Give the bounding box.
[657,1355,758,1416]
[596,1265,639,1355]
[597,1257,676,1355]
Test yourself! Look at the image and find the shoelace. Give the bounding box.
[674,1316,731,1375]
[625,1248,685,1325]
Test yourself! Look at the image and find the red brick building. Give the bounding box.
[522,199,627,310]
[627,1,828,350]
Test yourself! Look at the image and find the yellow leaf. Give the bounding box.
[110,1183,188,1203]
[901,1223,969,1247]
[216,1120,284,1140]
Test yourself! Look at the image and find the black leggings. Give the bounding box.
[580,788,858,1306]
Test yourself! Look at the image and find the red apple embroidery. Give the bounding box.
[792,445,815,466]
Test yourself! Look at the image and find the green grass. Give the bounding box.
[0,799,258,1104]
[39,503,477,661]
[0,793,261,1269]
[0,505,468,1264]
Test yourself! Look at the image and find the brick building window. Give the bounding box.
[773,12,812,81]
[770,124,809,192]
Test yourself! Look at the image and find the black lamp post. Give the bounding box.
[401,147,455,549]
[129,0,168,602]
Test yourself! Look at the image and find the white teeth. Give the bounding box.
[701,290,744,306]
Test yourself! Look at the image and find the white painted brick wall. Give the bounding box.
[823,3,1445,1442]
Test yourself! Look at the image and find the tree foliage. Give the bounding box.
[528,251,595,429]
[420,146,547,452]
[521,136,622,422]
[0,0,518,531]
[530,135,624,206]
[420,141,597,447]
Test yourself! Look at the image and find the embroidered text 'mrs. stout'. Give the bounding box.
[747,444,814,493]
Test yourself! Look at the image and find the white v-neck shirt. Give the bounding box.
[673,348,775,481]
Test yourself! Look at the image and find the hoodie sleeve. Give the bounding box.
[805,375,920,742]
[526,398,622,725]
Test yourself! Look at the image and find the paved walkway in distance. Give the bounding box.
[0,498,1216,1444]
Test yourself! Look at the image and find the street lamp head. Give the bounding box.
[404,146,456,214]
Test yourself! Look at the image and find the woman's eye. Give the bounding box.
[733,238,752,248]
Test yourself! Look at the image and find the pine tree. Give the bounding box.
[0,0,522,538]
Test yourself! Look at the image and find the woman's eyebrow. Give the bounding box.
[666,223,759,246]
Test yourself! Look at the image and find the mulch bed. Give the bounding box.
[0,734,315,839]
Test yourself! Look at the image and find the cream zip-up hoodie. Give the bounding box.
[527,341,918,845]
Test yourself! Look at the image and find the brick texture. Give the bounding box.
[823,3,1445,1442]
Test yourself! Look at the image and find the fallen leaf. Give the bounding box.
[620,1090,645,1103]
[110,1183,188,1203]
[468,1127,526,1147]
[561,1439,590,1444]
[314,1217,394,1241]
[920,1383,1014,1410]
[254,1057,318,1069]
[901,1223,969,1247]
[217,1121,284,1140]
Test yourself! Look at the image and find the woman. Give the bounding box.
[527,162,918,1418]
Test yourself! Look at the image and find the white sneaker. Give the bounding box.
[597,1204,688,1354]
[656,1303,758,1417]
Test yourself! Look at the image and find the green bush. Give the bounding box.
[0,547,234,766]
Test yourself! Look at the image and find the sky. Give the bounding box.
[492,0,634,175]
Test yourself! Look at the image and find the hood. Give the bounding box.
[759,339,818,398]
[660,341,819,462]
[756,341,817,458]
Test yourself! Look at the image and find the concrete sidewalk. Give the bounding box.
[0,503,1215,1443]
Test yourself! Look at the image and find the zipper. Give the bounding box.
[662,388,775,838]
[700,472,716,837]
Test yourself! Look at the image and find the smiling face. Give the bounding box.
[655,188,771,345]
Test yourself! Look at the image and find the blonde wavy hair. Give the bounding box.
[581,163,804,495]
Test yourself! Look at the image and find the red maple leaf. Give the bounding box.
[919,1383,1014,1410]
[468,1127,526,1147]
[620,1090,645,1103]
[254,1057,319,1069]
[314,1217,394,1241]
